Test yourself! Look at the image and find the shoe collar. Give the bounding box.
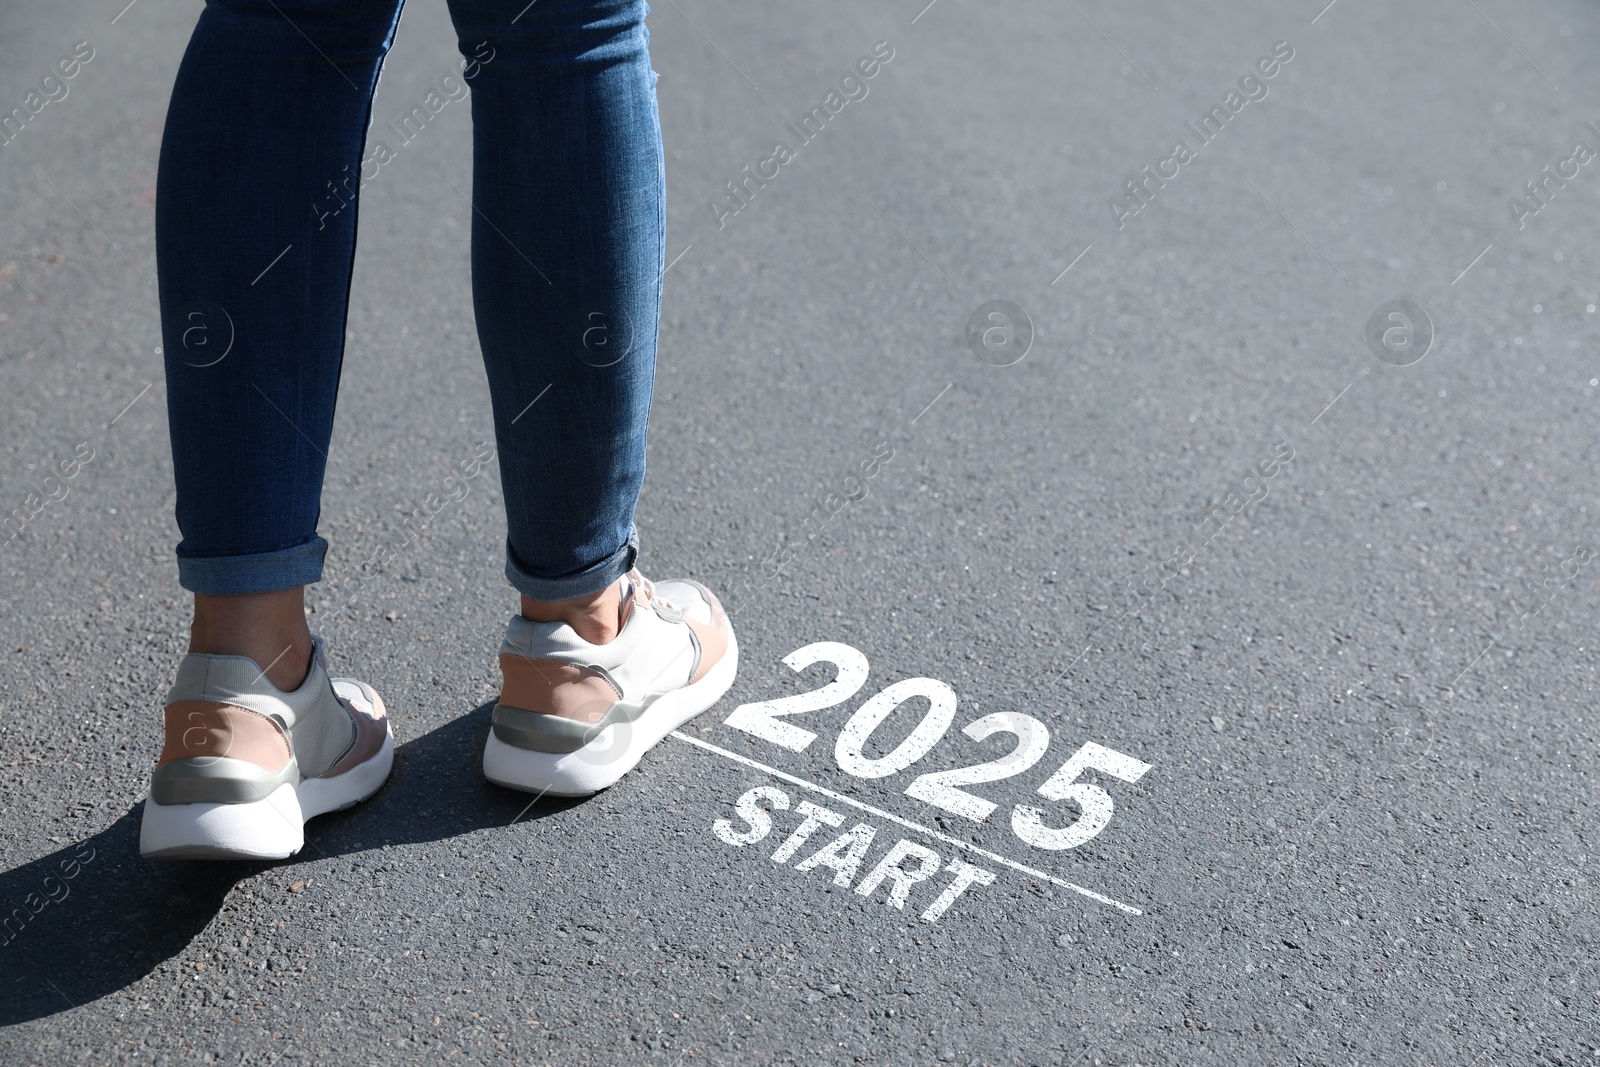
[165,640,333,728]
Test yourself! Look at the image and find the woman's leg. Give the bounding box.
[443,0,665,644]
[445,1,738,798]
[142,0,405,859]
[156,0,406,686]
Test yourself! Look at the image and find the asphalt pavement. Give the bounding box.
[1,0,1598,1063]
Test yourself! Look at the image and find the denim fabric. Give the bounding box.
[156,0,663,600]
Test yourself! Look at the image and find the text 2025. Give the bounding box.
[723,641,1153,851]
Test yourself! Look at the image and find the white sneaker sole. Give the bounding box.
[139,713,395,861]
[483,631,739,797]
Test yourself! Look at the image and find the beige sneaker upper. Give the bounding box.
[158,638,362,778]
[493,572,732,749]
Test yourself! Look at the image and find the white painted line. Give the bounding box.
[669,730,1143,915]
[910,0,940,24]
[1310,0,1338,24]
[1451,243,1492,286]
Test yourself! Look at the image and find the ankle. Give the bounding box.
[189,589,314,691]
[521,580,624,645]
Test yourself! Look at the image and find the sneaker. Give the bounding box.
[483,570,737,796]
[139,638,394,860]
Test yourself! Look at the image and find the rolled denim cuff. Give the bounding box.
[176,537,328,596]
[505,527,638,601]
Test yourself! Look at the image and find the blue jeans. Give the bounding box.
[156,0,663,600]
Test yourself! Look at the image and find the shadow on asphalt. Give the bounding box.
[0,701,585,1024]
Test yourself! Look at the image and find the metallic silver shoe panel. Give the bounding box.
[491,692,662,754]
[150,755,300,805]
